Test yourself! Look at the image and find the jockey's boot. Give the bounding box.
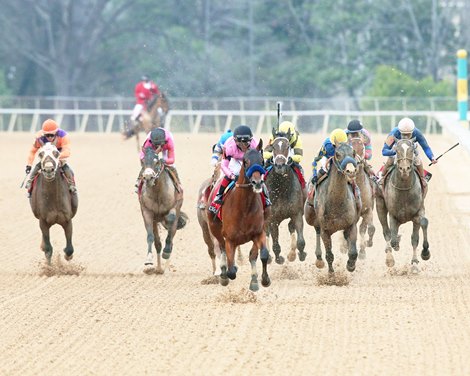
[416,163,428,198]
[62,164,77,195]
[213,182,226,205]
[25,162,41,192]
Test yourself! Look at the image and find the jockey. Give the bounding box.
[209,125,269,209]
[135,127,182,197]
[380,117,437,187]
[211,129,232,166]
[24,119,77,196]
[263,120,306,185]
[311,128,348,185]
[345,119,376,178]
[131,75,161,122]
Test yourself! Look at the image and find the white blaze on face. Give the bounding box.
[143,167,155,179]
[400,143,410,156]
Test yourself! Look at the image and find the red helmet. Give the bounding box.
[42,119,59,134]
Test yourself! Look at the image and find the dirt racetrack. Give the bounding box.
[1,131,470,376]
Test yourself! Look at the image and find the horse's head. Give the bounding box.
[242,139,265,193]
[333,142,357,182]
[349,136,365,162]
[142,147,164,186]
[395,138,415,178]
[38,143,60,180]
[271,136,290,173]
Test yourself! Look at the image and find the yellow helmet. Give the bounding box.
[329,128,347,146]
[278,121,295,135]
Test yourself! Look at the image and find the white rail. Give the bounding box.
[0,108,463,134]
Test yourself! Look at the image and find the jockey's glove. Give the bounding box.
[25,165,31,174]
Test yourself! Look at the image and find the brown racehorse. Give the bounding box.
[206,141,271,291]
[348,137,376,259]
[375,138,429,272]
[29,143,78,265]
[122,93,170,150]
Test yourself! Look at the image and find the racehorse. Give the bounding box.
[123,92,170,150]
[264,136,307,264]
[304,142,360,273]
[139,147,186,273]
[29,143,78,265]
[206,141,271,291]
[349,137,376,259]
[375,138,429,271]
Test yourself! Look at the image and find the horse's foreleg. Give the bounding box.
[39,219,53,265]
[314,225,324,269]
[142,209,155,267]
[219,248,229,286]
[225,242,238,281]
[376,196,393,266]
[344,224,358,272]
[162,208,177,260]
[320,230,334,273]
[248,243,259,292]
[410,219,421,273]
[270,223,284,265]
[256,232,271,288]
[358,215,368,258]
[61,220,74,261]
[153,220,163,273]
[420,215,430,261]
[389,216,400,252]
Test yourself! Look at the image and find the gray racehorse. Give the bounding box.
[29,143,78,265]
[304,142,360,273]
[375,138,429,271]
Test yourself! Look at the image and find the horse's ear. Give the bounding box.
[287,129,292,140]
[257,138,263,151]
[272,127,277,139]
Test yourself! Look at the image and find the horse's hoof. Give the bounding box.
[315,259,325,269]
[367,240,373,247]
[249,281,259,292]
[421,249,431,261]
[64,253,73,261]
[411,264,420,274]
[275,255,285,265]
[143,266,154,275]
[287,252,296,263]
[267,255,273,264]
[261,275,271,288]
[346,260,356,272]
[298,251,307,262]
[358,250,366,260]
[162,251,171,260]
[220,277,229,286]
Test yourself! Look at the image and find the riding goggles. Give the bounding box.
[44,133,56,138]
[235,135,252,144]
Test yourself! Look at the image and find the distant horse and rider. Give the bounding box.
[264,130,307,264]
[305,130,360,274]
[206,126,271,291]
[28,143,78,265]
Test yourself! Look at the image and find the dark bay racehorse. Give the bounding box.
[30,143,78,265]
[206,141,271,291]
[265,136,307,264]
[123,93,170,150]
[139,147,186,273]
[349,137,375,259]
[304,142,360,273]
[375,138,429,271]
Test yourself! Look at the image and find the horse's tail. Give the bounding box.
[177,211,188,230]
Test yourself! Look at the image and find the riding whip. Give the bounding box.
[276,101,282,131]
[20,173,28,188]
[428,142,459,166]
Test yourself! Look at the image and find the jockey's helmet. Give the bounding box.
[150,128,166,145]
[233,125,253,143]
[398,117,415,135]
[347,119,363,133]
[329,128,348,146]
[141,75,150,82]
[278,121,295,138]
[42,119,59,134]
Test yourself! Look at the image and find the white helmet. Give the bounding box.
[398,117,415,134]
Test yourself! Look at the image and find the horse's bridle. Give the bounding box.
[143,159,165,186]
[39,144,60,181]
[272,137,290,165]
